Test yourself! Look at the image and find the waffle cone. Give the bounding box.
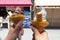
[10,15,25,24]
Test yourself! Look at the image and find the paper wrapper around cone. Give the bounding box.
[31,13,49,30]
[10,15,25,24]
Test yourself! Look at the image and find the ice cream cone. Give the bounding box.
[10,15,25,24]
[31,13,49,30]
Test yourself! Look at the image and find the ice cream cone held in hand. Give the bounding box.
[31,12,49,30]
[10,7,25,24]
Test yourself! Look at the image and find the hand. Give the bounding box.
[5,21,23,40]
[31,26,48,40]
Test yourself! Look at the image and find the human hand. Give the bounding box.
[31,26,48,40]
[5,21,23,40]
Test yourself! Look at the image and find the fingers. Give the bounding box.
[14,21,23,34]
[31,26,40,40]
[42,31,48,36]
[31,26,40,35]
[31,26,46,35]
[18,29,24,40]
[15,21,23,30]
[21,29,24,35]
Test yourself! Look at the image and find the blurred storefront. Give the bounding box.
[0,0,32,29]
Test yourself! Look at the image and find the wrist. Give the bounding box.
[5,35,16,40]
[5,38,16,40]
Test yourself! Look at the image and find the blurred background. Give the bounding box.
[0,0,60,40]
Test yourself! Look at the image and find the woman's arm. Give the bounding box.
[5,21,23,40]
